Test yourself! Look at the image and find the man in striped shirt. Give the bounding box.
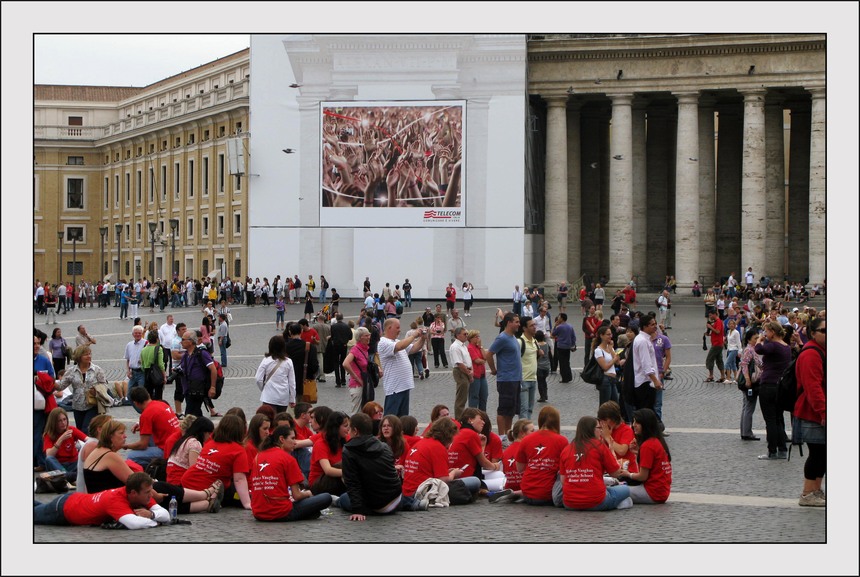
[378,318,428,418]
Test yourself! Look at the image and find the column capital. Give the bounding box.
[432,84,461,99]
[607,93,634,105]
[544,95,570,107]
[808,86,826,99]
[674,91,700,104]
[739,88,767,101]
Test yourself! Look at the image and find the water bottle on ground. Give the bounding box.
[169,495,178,524]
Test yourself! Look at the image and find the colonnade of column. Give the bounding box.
[540,86,825,289]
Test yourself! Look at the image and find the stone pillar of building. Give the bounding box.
[764,97,787,280]
[646,104,671,287]
[807,87,826,286]
[608,94,634,288]
[631,100,648,284]
[579,107,602,278]
[566,101,582,281]
[787,100,811,283]
[715,102,743,279]
[598,105,611,281]
[543,96,569,285]
[674,92,700,288]
[740,89,767,282]
[697,97,717,286]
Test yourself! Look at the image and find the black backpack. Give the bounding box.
[776,346,825,414]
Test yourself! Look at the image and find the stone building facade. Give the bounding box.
[527,33,825,289]
[34,49,250,285]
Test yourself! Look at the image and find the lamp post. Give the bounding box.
[57,231,64,285]
[99,226,108,279]
[169,218,179,281]
[148,222,158,280]
[115,223,122,282]
[71,229,80,303]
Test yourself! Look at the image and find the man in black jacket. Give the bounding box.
[284,322,318,400]
[330,313,353,388]
[339,413,427,520]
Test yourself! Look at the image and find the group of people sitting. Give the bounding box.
[36,390,671,528]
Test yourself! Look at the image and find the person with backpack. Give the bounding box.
[179,330,218,418]
[754,322,793,460]
[792,316,826,507]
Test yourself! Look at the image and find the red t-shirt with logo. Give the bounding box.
[483,432,503,463]
[249,447,304,521]
[43,426,88,464]
[401,438,450,497]
[502,441,524,491]
[403,434,423,450]
[245,440,259,472]
[139,401,180,454]
[638,438,672,503]
[515,429,569,501]
[610,423,639,474]
[180,440,249,491]
[447,428,483,476]
[308,438,343,486]
[294,424,314,441]
[560,439,621,509]
[63,487,156,526]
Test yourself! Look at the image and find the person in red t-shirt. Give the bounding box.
[619,409,672,504]
[401,418,480,498]
[447,409,501,477]
[705,310,727,382]
[181,415,251,509]
[124,388,181,468]
[515,406,569,506]
[399,415,422,450]
[559,416,631,511]
[492,419,535,503]
[244,414,271,470]
[309,411,350,495]
[379,415,409,472]
[34,472,169,529]
[597,401,639,474]
[445,283,457,313]
[250,425,333,521]
[43,408,88,481]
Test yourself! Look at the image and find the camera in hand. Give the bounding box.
[165,367,183,384]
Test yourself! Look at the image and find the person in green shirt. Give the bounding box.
[140,331,166,401]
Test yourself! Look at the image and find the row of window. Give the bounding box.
[37,215,242,247]
[104,122,242,162]
[47,258,242,282]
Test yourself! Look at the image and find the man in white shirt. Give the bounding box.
[449,327,473,419]
[744,267,755,290]
[125,325,147,392]
[632,315,662,415]
[57,282,68,314]
[656,290,670,329]
[158,315,178,352]
[377,318,427,418]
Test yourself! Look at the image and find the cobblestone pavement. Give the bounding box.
[23,293,848,574]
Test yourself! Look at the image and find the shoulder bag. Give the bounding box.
[360,349,379,406]
[301,342,318,404]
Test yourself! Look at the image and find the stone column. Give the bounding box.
[697,97,716,285]
[764,97,786,279]
[631,100,648,283]
[787,100,811,281]
[807,87,826,286]
[740,89,767,280]
[543,97,569,284]
[566,102,582,280]
[598,106,611,279]
[580,107,602,278]
[608,94,634,287]
[715,102,743,277]
[674,92,700,288]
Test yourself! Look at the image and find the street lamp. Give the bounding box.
[148,222,158,279]
[99,226,108,278]
[169,218,179,281]
[115,223,122,282]
[71,229,81,301]
[57,231,64,285]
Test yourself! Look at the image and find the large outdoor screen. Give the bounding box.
[319,101,466,227]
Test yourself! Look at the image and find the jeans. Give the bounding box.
[73,406,98,433]
[220,343,228,367]
[33,493,71,525]
[519,380,536,420]
[758,382,787,454]
[565,484,631,511]
[34,410,47,468]
[263,493,333,522]
[653,386,663,421]
[449,476,481,494]
[537,368,549,401]
[318,289,327,304]
[599,375,620,407]
[127,442,164,469]
[294,447,311,480]
[404,293,412,308]
[523,475,563,506]
[129,368,145,390]
[383,390,410,418]
[44,456,77,482]
[468,375,488,411]
[119,302,128,319]
[409,352,423,377]
[740,389,758,437]
[338,492,405,514]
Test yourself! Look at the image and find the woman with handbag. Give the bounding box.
[592,326,621,406]
[255,335,296,414]
[738,329,763,441]
[48,327,70,376]
[56,345,107,432]
[343,327,374,414]
[429,314,449,369]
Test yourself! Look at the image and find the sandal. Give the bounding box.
[704,377,714,382]
[209,411,223,417]
[716,379,725,383]
[205,480,225,513]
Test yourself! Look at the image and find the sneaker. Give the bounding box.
[616,496,634,510]
[417,497,430,511]
[537,398,548,403]
[813,489,826,500]
[776,450,788,459]
[798,492,826,507]
[331,495,341,508]
[757,452,778,460]
[424,369,430,378]
[489,489,513,503]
